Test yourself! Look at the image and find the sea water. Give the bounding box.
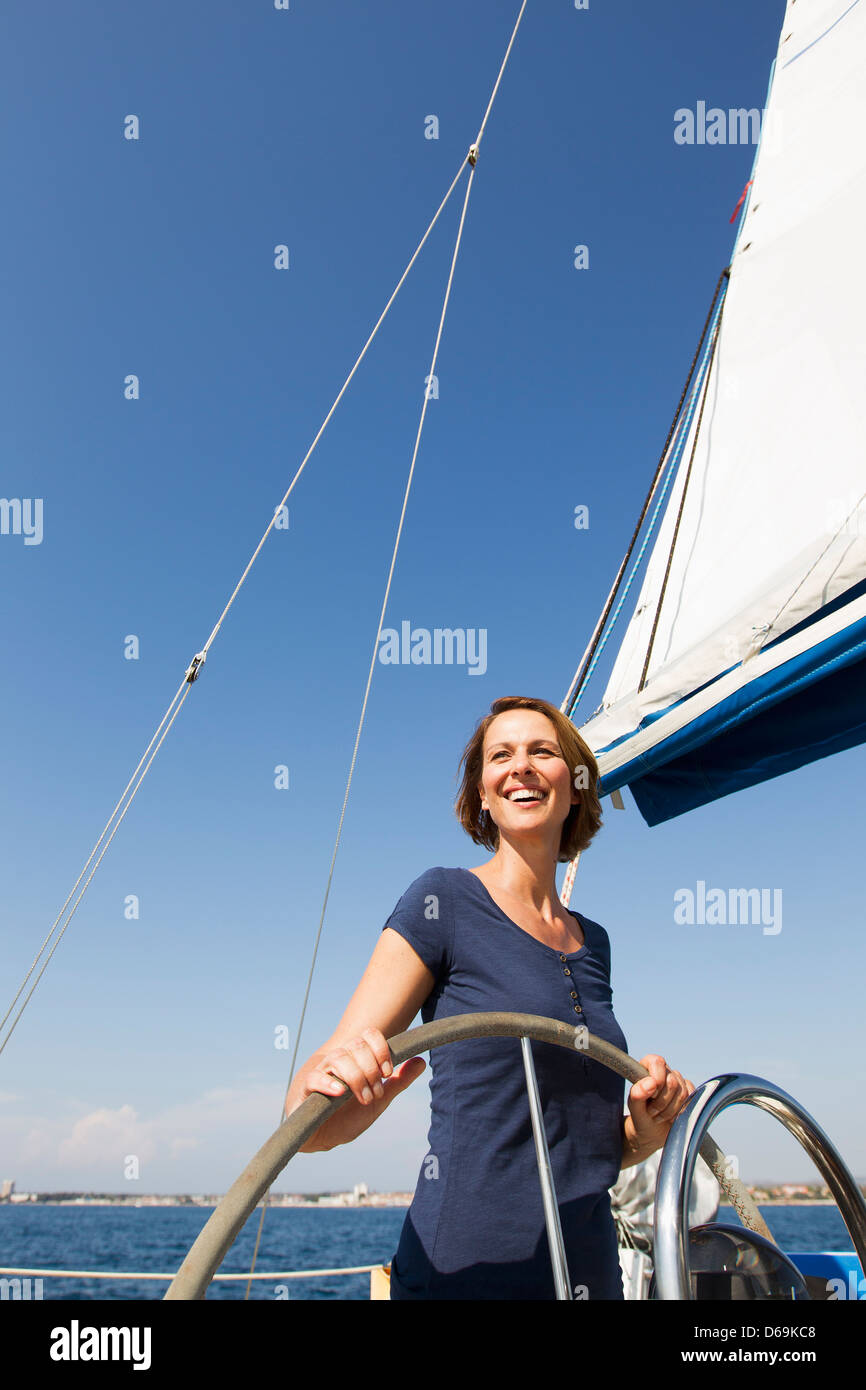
[0,1204,406,1300]
[0,1203,854,1301]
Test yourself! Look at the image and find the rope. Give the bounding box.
[558,271,730,910]
[243,162,480,1299]
[560,268,730,719]
[638,306,724,691]
[243,2,530,1297]
[562,303,725,911]
[0,1263,381,1282]
[163,1012,778,1301]
[0,680,193,1058]
[0,676,187,1047]
[559,851,581,910]
[197,157,473,661]
[0,153,474,1054]
[474,0,527,153]
[570,402,691,700]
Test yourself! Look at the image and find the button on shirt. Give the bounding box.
[383,866,628,1300]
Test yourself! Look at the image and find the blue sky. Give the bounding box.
[3,0,863,1208]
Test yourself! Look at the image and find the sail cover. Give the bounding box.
[578,0,866,826]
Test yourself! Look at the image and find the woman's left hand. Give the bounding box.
[624,1054,695,1163]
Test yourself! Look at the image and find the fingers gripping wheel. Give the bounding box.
[165,1012,629,1299]
[163,1018,866,1301]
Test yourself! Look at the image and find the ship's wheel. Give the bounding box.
[652,1073,866,1300]
[163,1012,866,1301]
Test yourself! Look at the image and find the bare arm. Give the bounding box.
[285,927,435,1152]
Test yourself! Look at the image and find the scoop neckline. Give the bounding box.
[459,867,587,958]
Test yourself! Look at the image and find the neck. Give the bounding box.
[482,836,562,910]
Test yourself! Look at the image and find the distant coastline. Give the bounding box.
[0,1192,412,1209]
[0,1196,838,1208]
[719,1199,835,1206]
[2,1187,856,1210]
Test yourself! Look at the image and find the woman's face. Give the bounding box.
[477,708,578,852]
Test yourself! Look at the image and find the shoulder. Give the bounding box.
[573,909,612,966]
[388,866,460,911]
[382,867,458,976]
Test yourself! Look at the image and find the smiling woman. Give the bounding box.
[455,694,604,862]
[284,695,694,1300]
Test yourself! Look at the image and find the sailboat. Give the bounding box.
[2,0,865,1310]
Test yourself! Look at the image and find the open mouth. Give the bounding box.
[504,788,547,805]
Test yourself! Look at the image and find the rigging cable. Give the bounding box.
[0,678,193,1057]
[637,305,725,692]
[560,266,730,722]
[559,269,730,910]
[243,0,530,1298]
[0,155,477,1059]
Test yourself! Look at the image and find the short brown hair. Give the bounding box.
[455,696,603,861]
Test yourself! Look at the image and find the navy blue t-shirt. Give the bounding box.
[383,866,628,1300]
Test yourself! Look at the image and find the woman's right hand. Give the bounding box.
[286,1026,427,1152]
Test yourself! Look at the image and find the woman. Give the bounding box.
[285,695,694,1299]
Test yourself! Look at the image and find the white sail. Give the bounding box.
[579,0,866,824]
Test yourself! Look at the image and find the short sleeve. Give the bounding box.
[382,866,453,982]
[578,911,612,978]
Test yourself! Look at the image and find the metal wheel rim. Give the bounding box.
[653,1073,866,1300]
[165,1012,641,1299]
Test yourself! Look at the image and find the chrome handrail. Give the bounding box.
[653,1073,866,1300]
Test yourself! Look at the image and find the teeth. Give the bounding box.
[507,789,544,802]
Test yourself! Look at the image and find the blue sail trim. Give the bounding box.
[596,577,866,761]
[762,574,866,651]
[597,601,866,826]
